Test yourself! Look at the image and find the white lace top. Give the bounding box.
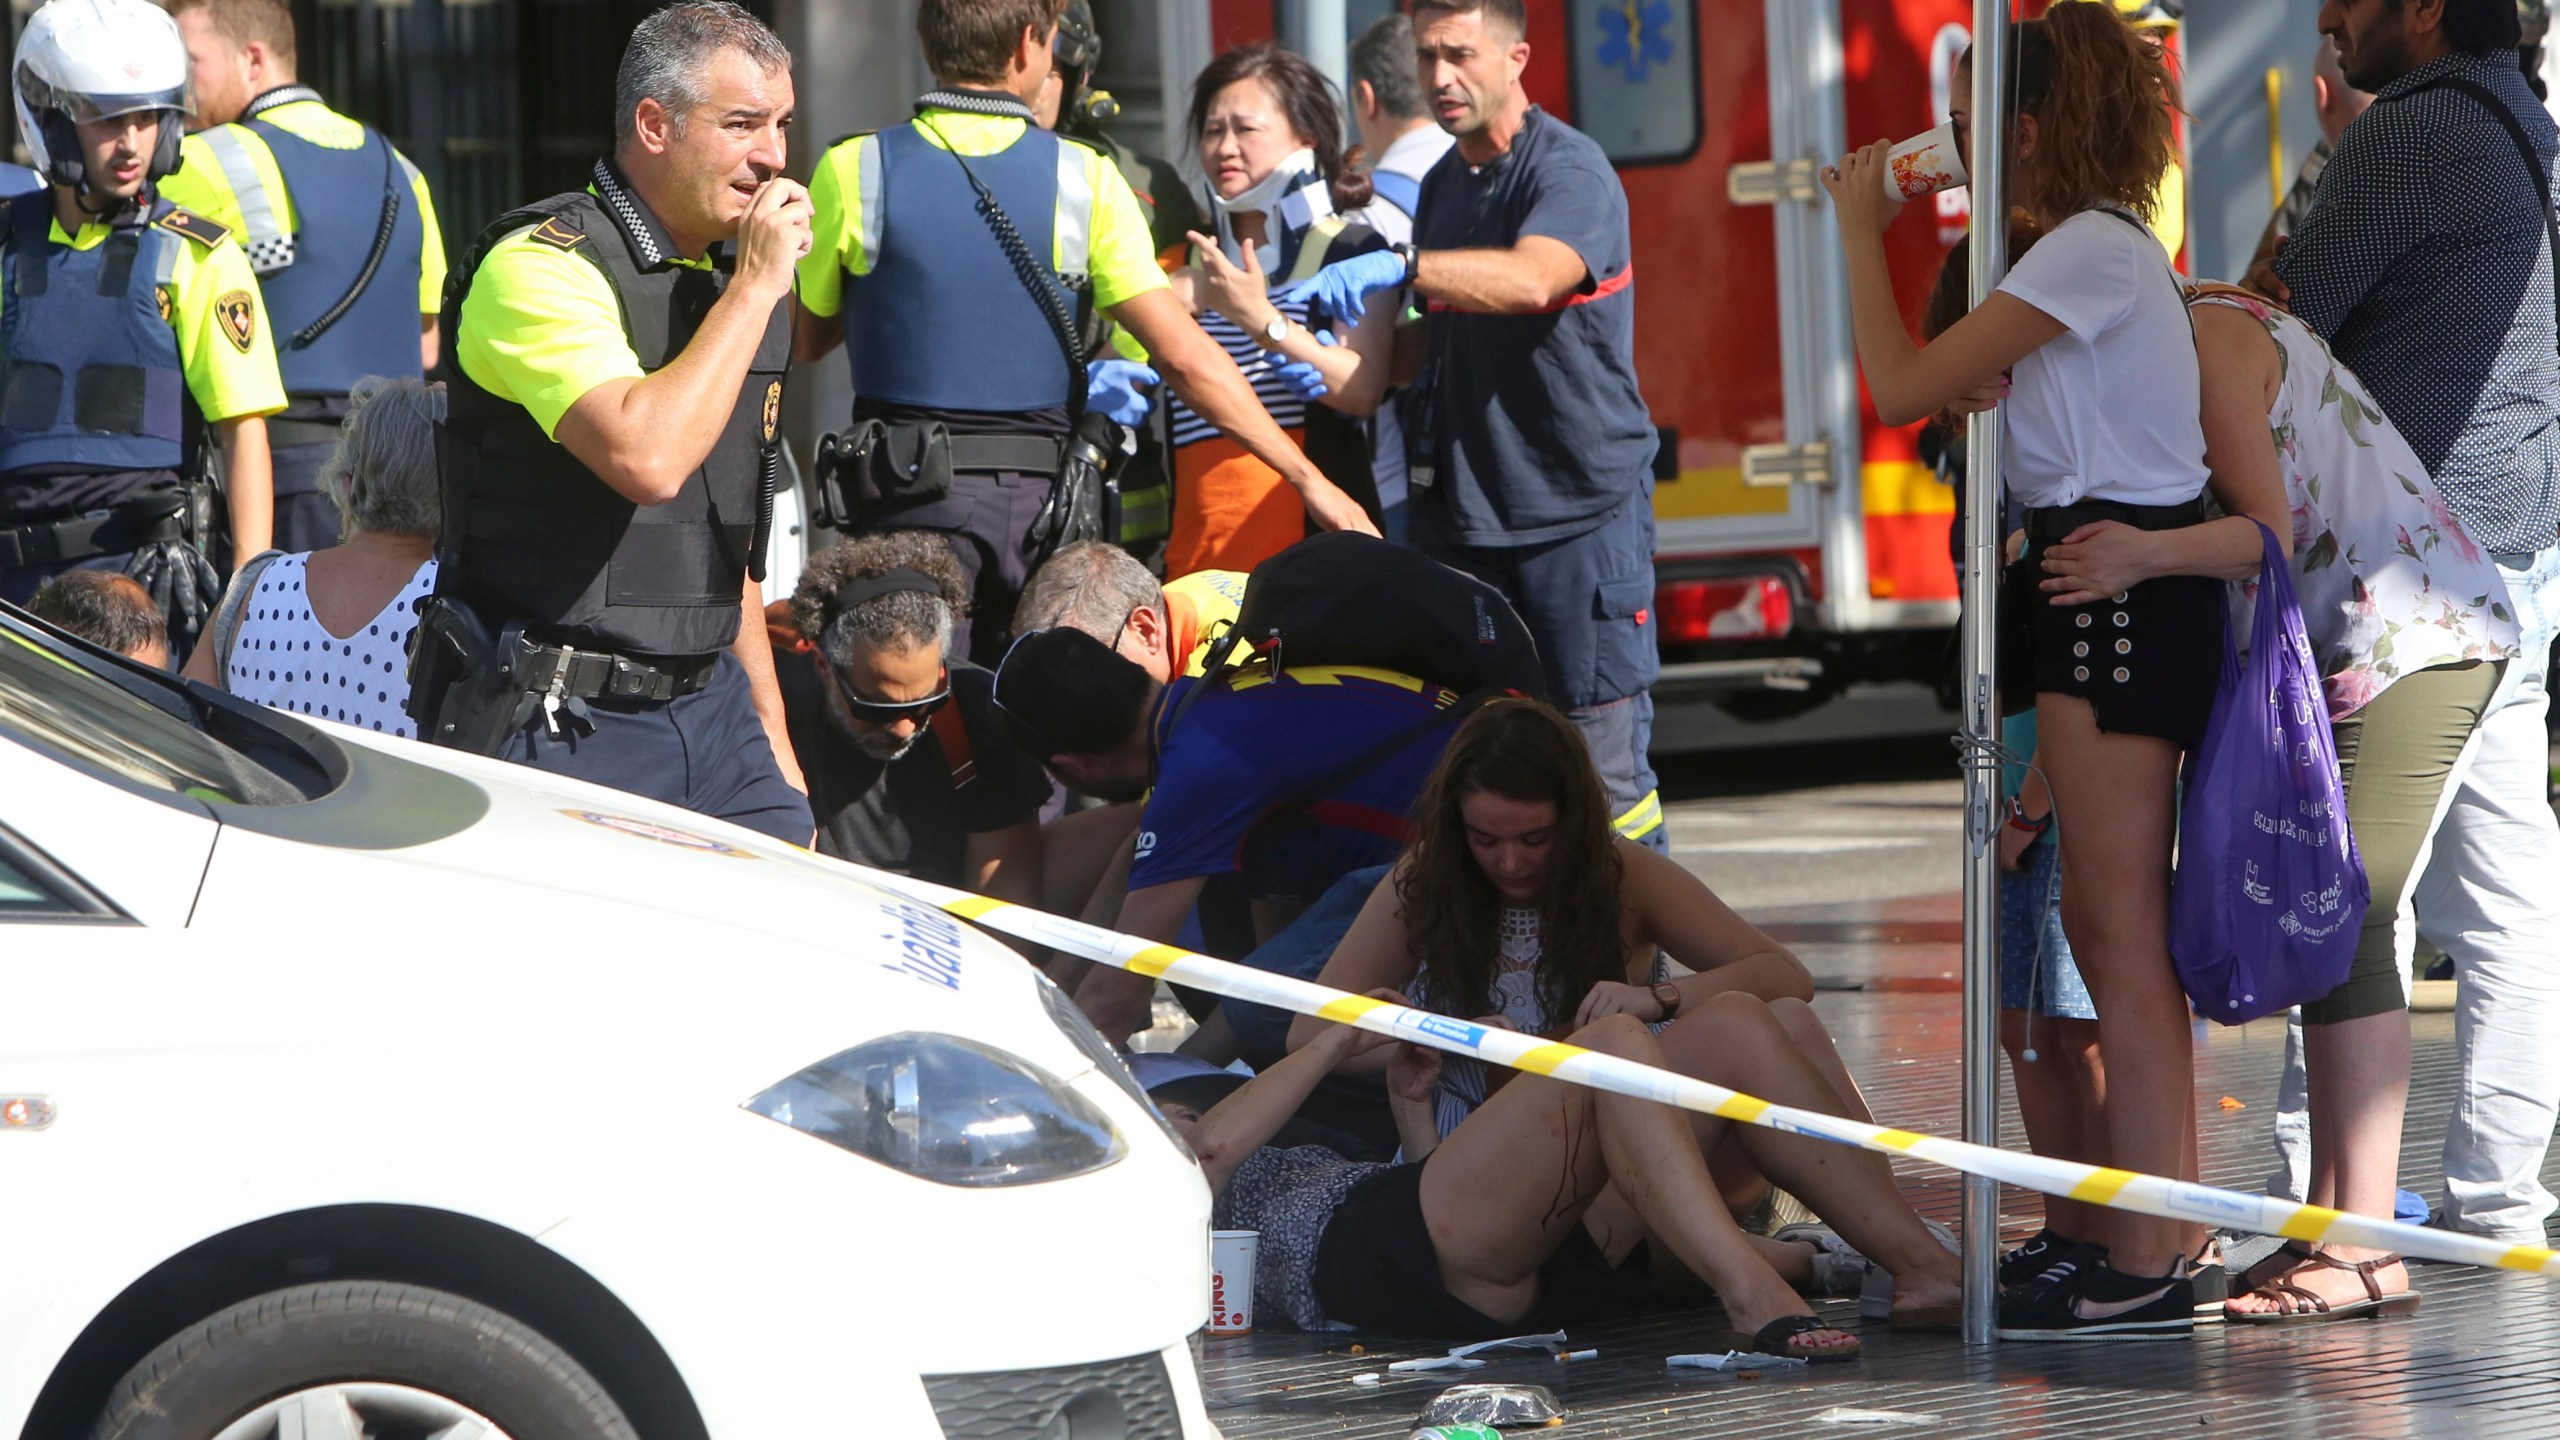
[1422,907,1668,1140]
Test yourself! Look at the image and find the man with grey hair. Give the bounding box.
[417,0,813,844]
[779,532,1055,890]
[1012,540,1244,688]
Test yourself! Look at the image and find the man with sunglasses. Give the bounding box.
[778,534,1053,890]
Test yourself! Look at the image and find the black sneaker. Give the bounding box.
[1999,1230,2088,1290]
[1996,1256,2196,1341]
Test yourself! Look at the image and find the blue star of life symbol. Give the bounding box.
[1595,0,1674,82]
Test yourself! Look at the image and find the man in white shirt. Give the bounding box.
[1347,12,1453,543]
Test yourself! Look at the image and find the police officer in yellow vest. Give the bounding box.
[793,0,1374,666]
[161,0,444,555]
[0,0,284,650]
[409,1,811,844]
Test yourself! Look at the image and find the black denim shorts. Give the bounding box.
[1310,1159,1648,1337]
[2000,497,2225,750]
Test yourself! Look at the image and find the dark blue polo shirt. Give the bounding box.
[1412,107,1656,548]
[1127,665,1462,902]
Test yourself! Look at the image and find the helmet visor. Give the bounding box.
[18,67,189,127]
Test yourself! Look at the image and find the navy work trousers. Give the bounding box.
[497,652,813,846]
[865,470,1052,667]
[1414,484,1666,850]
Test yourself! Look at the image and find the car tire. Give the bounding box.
[90,1280,640,1440]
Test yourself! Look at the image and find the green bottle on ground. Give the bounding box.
[1411,1427,1504,1440]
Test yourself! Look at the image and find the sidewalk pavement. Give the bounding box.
[1204,973,2560,1439]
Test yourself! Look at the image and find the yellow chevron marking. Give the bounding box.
[2069,1168,2139,1205]
[1510,1043,1584,1076]
[2277,1205,2345,1242]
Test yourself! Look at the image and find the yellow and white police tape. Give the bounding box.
[862,869,2560,1278]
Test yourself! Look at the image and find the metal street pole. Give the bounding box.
[1958,0,2010,1349]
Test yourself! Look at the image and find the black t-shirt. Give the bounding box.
[1412,108,1656,547]
[781,656,1053,882]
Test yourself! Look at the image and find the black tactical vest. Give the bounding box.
[439,184,789,659]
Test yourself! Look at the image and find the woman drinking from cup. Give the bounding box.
[1820,2,2290,1340]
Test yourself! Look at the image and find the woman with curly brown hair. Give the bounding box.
[1287,700,1960,1336]
[1821,2,2293,1338]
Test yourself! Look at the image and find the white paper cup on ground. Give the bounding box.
[1884,123,1968,200]
[1209,1230,1259,1335]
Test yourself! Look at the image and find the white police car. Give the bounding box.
[0,603,1218,1440]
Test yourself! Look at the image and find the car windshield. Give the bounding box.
[0,615,309,806]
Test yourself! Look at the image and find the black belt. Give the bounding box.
[2022,494,2210,546]
[0,499,186,569]
[512,637,719,704]
[267,418,346,449]
[947,432,1067,476]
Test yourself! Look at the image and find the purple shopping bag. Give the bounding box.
[2170,521,2369,1025]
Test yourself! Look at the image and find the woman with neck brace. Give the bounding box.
[1155,43,1399,577]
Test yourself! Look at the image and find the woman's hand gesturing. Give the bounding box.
[1575,979,1667,1028]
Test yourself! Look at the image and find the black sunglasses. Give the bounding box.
[824,657,951,727]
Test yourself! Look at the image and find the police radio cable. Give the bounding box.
[917,108,1091,422]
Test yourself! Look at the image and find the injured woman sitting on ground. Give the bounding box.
[1279,699,1961,1338]
[1171,982,1956,1361]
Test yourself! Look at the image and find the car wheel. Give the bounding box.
[90,1280,640,1440]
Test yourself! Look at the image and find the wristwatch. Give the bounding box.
[1650,980,1684,1020]
[1395,241,1421,286]
[2005,796,2051,834]
[1260,313,1292,347]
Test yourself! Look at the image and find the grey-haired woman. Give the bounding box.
[184,377,443,737]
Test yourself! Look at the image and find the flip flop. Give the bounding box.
[2226,1249,2421,1326]
[1712,1314,1862,1364]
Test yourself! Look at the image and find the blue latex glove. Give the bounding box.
[1301,249,1408,327]
[1266,329,1338,402]
[1087,358,1160,427]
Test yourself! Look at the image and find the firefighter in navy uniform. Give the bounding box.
[412,1,811,843]
[162,0,445,554]
[793,0,1374,666]
[0,0,284,650]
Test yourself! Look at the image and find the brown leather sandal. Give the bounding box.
[2231,1240,2315,1297]
[2226,1248,2421,1326]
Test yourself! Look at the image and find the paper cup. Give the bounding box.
[1209,1230,1259,1335]
[1885,123,1969,200]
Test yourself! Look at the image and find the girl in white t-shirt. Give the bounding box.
[1820,2,2289,1342]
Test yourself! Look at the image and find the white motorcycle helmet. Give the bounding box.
[12,0,192,192]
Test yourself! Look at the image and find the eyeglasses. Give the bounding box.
[824,658,951,727]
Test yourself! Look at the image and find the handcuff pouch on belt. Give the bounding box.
[408,593,720,754]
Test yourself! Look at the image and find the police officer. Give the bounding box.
[414,0,811,844]
[161,0,444,555]
[793,0,1374,666]
[0,0,284,649]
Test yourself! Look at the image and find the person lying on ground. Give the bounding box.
[1167,987,1960,1356]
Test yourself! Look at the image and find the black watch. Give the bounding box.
[1395,241,1421,286]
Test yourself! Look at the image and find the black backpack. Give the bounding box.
[1195,532,1549,701]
